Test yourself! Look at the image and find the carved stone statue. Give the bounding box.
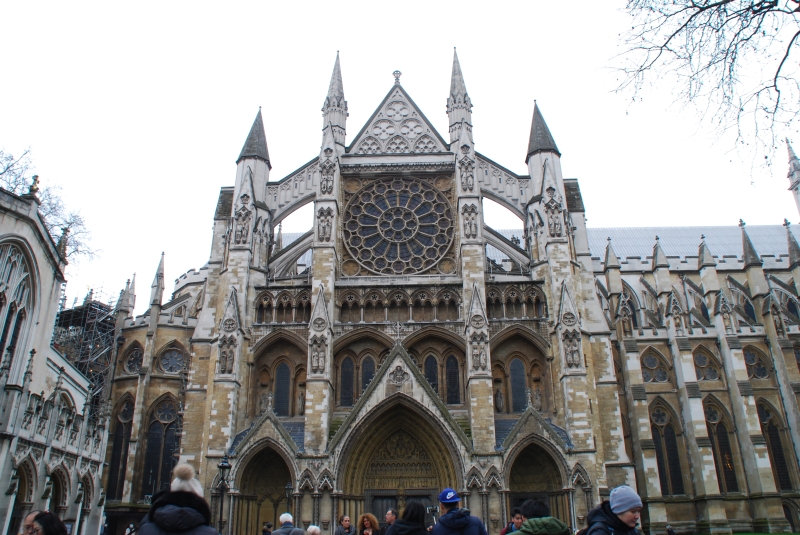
[479,348,487,370]
[472,346,480,370]
[260,393,268,413]
[533,386,542,412]
[774,314,785,337]
[722,311,733,334]
[494,388,504,412]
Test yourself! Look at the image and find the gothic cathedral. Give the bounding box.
[103,52,800,535]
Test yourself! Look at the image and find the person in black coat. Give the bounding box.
[430,488,487,535]
[138,464,217,535]
[386,501,427,535]
[583,486,643,535]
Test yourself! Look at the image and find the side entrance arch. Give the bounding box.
[507,442,570,525]
[234,445,293,535]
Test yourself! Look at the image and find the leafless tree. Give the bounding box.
[617,1,800,170]
[0,148,96,263]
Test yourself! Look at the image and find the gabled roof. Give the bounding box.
[347,84,450,155]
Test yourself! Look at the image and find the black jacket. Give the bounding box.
[138,491,217,535]
[386,519,427,535]
[584,502,640,535]
[431,509,487,535]
[273,523,305,535]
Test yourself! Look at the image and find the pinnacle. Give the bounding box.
[526,102,560,162]
[785,220,800,269]
[328,51,344,100]
[698,235,716,268]
[740,224,762,268]
[450,48,468,98]
[237,109,271,167]
[604,237,620,269]
[652,236,669,269]
[789,138,798,162]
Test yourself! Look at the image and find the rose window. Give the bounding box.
[343,178,454,275]
[641,353,669,383]
[160,349,185,373]
[125,348,143,374]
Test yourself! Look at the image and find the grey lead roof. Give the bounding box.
[586,225,799,263]
[280,226,800,271]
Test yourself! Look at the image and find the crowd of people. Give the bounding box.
[79,463,642,535]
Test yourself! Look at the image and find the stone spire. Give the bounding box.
[117,274,136,313]
[237,108,271,168]
[150,252,165,306]
[322,52,347,146]
[698,235,716,268]
[526,102,560,163]
[447,48,472,142]
[739,220,762,268]
[785,220,800,269]
[604,237,620,269]
[652,236,669,269]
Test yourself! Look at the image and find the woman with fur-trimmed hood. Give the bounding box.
[138,464,217,535]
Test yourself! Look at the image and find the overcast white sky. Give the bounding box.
[1,2,796,315]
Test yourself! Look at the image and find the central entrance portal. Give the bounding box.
[338,401,461,522]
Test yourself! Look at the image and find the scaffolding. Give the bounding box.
[51,290,117,422]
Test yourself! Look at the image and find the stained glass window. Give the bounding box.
[140,399,181,499]
[341,358,354,407]
[425,356,438,393]
[362,357,375,392]
[651,405,685,495]
[274,363,290,416]
[446,356,460,405]
[510,358,526,412]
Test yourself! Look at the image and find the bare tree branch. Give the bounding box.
[0,148,97,264]
[617,0,800,172]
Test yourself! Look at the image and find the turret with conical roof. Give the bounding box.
[447,48,472,143]
[322,52,347,147]
[740,220,769,297]
[237,109,270,167]
[526,102,560,162]
[698,235,720,292]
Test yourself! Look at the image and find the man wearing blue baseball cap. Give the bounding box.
[431,488,488,535]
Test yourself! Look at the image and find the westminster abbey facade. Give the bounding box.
[103,52,800,535]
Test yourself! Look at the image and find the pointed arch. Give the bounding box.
[122,340,144,375]
[318,469,334,491]
[465,467,483,490]
[14,455,36,502]
[251,328,308,357]
[485,466,503,489]
[503,434,569,489]
[298,469,316,492]
[702,395,740,493]
[571,463,591,488]
[491,324,550,354]
[334,394,466,494]
[743,345,773,381]
[403,326,467,353]
[757,398,797,491]
[153,340,189,374]
[649,397,686,496]
[140,393,181,499]
[693,345,723,382]
[332,328,394,355]
[639,347,674,385]
[107,394,135,500]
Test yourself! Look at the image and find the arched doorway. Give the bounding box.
[235,445,293,535]
[507,442,569,525]
[337,400,462,523]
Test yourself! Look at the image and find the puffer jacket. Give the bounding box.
[431,508,487,535]
[518,517,570,535]
[583,501,640,535]
[138,491,217,535]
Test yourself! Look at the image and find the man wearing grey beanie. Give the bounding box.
[581,485,642,535]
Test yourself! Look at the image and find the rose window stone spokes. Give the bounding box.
[343,177,454,275]
[125,348,143,374]
[160,349,185,373]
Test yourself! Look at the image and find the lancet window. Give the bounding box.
[361,356,375,392]
[274,362,291,416]
[510,358,527,412]
[650,403,686,496]
[704,400,739,493]
[106,398,134,500]
[0,243,32,377]
[425,355,438,393]
[758,402,795,491]
[445,355,460,404]
[141,398,180,499]
[340,357,354,407]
